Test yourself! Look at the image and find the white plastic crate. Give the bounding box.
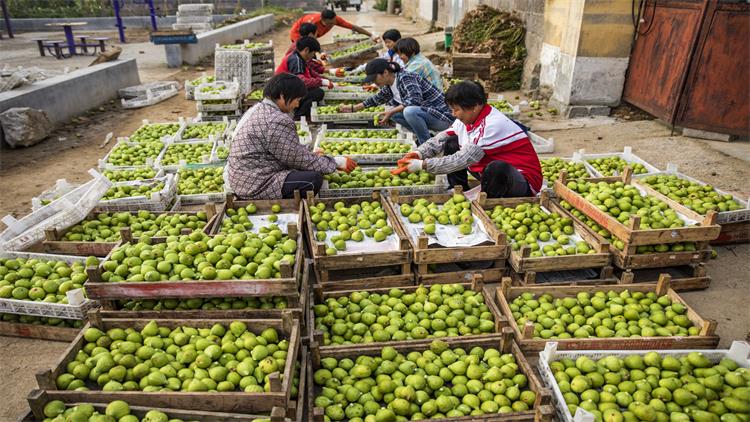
[333,33,369,42]
[176,3,213,15]
[214,40,273,54]
[119,81,180,99]
[175,163,228,205]
[634,163,750,224]
[194,111,242,122]
[215,51,253,95]
[171,22,212,32]
[127,119,184,143]
[194,80,240,101]
[95,174,177,212]
[296,117,313,147]
[156,140,217,172]
[196,99,240,112]
[31,179,79,212]
[175,14,213,24]
[98,138,164,171]
[250,69,273,83]
[488,95,521,118]
[320,167,448,198]
[328,41,380,65]
[0,251,100,319]
[329,73,367,83]
[185,73,215,100]
[538,341,750,422]
[578,146,661,177]
[311,102,382,123]
[176,117,232,142]
[529,131,554,154]
[324,89,372,101]
[314,135,417,165]
[0,170,112,251]
[316,124,410,141]
[121,85,179,109]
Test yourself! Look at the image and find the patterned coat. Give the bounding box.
[228,99,337,199]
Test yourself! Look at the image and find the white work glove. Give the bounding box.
[334,156,358,173]
[320,78,334,89]
[391,159,423,175]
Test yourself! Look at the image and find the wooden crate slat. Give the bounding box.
[0,320,81,342]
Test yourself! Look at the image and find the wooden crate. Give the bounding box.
[384,189,508,284]
[204,193,304,235]
[23,389,289,422]
[495,274,719,352]
[35,314,301,414]
[712,220,750,245]
[452,52,492,79]
[309,275,508,361]
[306,328,555,422]
[616,264,711,292]
[475,191,613,285]
[304,191,414,290]
[553,169,721,247]
[41,204,220,257]
[97,255,311,326]
[84,227,304,301]
[0,320,80,342]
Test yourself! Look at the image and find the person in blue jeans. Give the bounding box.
[338,58,454,145]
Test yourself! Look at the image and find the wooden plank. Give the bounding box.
[415,266,505,285]
[36,316,301,414]
[495,277,720,352]
[0,320,80,342]
[553,173,721,246]
[711,220,750,245]
[307,329,551,422]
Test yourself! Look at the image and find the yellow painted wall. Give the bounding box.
[578,0,635,57]
[544,0,635,58]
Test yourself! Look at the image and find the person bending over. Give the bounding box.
[228,73,357,200]
[275,37,332,120]
[338,58,454,145]
[393,81,542,198]
[290,9,376,42]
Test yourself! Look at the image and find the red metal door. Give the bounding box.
[622,0,705,122]
[675,2,749,136]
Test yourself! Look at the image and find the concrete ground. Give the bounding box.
[0,4,749,421]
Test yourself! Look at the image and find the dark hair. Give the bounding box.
[445,81,487,108]
[395,37,420,57]
[382,29,401,42]
[295,36,321,53]
[321,9,336,20]
[264,73,308,102]
[299,22,318,37]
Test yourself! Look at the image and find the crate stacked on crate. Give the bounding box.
[554,168,721,290]
[311,101,385,123]
[172,3,213,33]
[634,163,750,245]
[539,154,595,190]
[320,165,448,198]
[323,83,373,100]
[327,40,380,66]
[95,173,178,213]
[215,40,275,93]
[577,146,661,177]
[0,251,100,342]
[185,73,214,100]
[40,205,217,257]
[307,324,555,421]
[304,191,413,290]
[538,340,750,422]
[194,79,241,121]
[495,274,719,353]
[475,191,614,286]
[297,117,313,147]
[33,313,301,415]
[328,70,367,84]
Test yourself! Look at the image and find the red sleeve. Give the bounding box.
[309,60,326,76]
[335,16,354,29]
[290,18,302,41]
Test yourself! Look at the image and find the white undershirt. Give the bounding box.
[390,77,402,105]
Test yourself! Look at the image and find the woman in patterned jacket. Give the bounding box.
[228,74,357,200]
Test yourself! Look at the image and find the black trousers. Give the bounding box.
[444,136,532,198]
[281,170,324,199]
[294,87,325,120]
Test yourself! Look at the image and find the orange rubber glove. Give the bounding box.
[397,152,421,167]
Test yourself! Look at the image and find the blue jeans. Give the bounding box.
[390,106,453,145]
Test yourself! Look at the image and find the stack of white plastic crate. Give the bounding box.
[215,40,275,97]
[172,3,213,33]
[194,79,241,121]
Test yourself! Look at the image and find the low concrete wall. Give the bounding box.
[0,15,237,32]
[0,59,140,126]
[168,14,274,66]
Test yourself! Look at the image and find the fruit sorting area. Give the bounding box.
[2,66,750,422]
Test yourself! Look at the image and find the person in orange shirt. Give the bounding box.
[289,9,376,43]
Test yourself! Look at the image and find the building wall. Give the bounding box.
[402,0,545,90]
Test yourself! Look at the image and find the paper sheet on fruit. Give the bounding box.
[400,210,493,247]
[246,213,299,234]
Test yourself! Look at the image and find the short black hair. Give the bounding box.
[264,73,308,102]
[395,37,420,57]
[299,22,318,37]
[321,9,336,19]
[445,81,487,108]
[382,29,401,42]
[296,36,321,53]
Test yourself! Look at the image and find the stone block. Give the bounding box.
[0,107,53,148]
[683,128,736,142]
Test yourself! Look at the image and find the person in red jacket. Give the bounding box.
[394,81,542,198]
[275,37,332,120]
[285,23,328,76]
[289,9,375,43]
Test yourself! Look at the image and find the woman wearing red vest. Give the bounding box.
[393,81,542,198]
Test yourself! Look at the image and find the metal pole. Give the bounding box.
[113,0,126,43]
[1,0,14,38]
[147,0,157,31]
